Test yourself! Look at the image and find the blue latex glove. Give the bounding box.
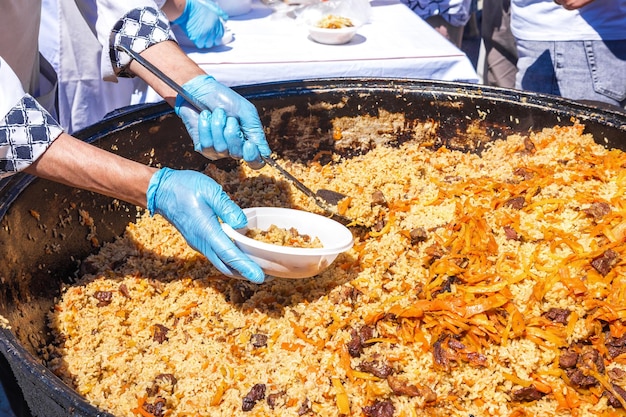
[147,167,265,284]
[175,75,272,169]
[171,0,229,49]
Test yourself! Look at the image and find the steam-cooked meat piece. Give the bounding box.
[152,324,169,344]
[465,351,488,367]
[250,333,268,348]
[357,360,393,378]
[609,367,626,383]
[372,219,387,233]
[347,325,375,357]
[359,325,375,342]
[155,373,177,386]
[605,384,626,408]
[148,279,164,294]
[566,346,605,388]
[432,334,486,369]
[591,249,619,276]
[559,350,579,369]
[580,346,605,374]
[432,335,460,370]
[447,338,465,351]
[433,336,450,369]
[387,375,421,396]
[543,308,571,324]
[607,335,626,358]
[266,390,286,408]
[567,368,598,388]
[511,386,545,402]
[242,383,266,411]
[583,202,611,220]
[146,373,177,396]
[297,398,311,415]
[329,285,362,304]
[504,196,525,210]
[503,225,520,241]
[363,400,395,417]
[431,276,458,297]
[420,385,437,403]
[93,290,113,307]
[387,376,436,402]
[347,329,362,357]
[523,137,536,153]
[371,190,387,206]
[513,167,534,180]
[443,175,462,183]
[409,227,428,244]
[424,243,446,262]
[118,283,131,298]
[143,397,166,417]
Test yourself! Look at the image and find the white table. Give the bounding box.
[134,0,479,103]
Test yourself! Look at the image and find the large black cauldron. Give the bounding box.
[0,79,624,417]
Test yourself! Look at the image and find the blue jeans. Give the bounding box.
[515,39,626,109]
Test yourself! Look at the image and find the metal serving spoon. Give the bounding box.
[116,45,353,225]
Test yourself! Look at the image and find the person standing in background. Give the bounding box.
[510,0,626,108]
[480,0,518,87]
[401,0,474,48]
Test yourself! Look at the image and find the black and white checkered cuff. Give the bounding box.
[110,7,176,78]
[0,95,63,177]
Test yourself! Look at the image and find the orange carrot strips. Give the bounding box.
[331,377,351,415]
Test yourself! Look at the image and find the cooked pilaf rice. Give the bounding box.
[245,225,323,248]
[47,122,626,417]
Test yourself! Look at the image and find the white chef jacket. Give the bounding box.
[39,0,169,133]
[0,0,174,178]
[511,0,626,41]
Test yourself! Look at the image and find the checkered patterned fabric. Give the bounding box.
[110,7,175,78]
[0,95,62,178]
[400,0,472,27]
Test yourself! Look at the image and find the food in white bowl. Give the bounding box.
[308,14,359,45]
[245,224,324,248]
[221,207,354,279]
[316,14,355,29]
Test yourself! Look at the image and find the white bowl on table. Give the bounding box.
[308,24,359,45]
[307,14,361,45]
[222,207,354,279]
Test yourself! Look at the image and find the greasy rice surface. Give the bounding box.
[48,123,626,417]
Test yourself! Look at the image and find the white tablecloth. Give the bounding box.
[134,0,479,103]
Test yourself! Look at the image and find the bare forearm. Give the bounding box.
[128,41,206,106]
[24,133,156,208]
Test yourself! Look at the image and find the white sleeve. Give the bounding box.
[0,57,63,178]
[76,0,157,49]
[75,0,175,81]
[0,57,26,119]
